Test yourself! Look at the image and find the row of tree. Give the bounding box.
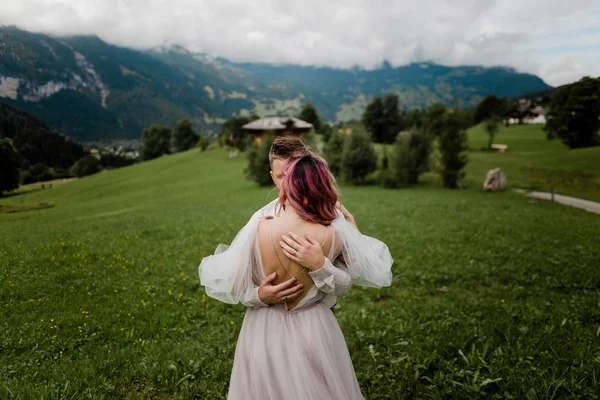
[327,99,468,189]
[245,98,468,190]
[140,119,210,161]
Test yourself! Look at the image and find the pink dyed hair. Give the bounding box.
[277,154,339,225]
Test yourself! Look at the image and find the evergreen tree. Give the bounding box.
[437,113,468,188]
[323,132,345,176]
[171,118,200,153]
[297,104,322,133]
[341,132,377,185]
[140,124,171,161]
[362,97,386,143]
[545,76,600,149]
[0,138,20,196]
[382,94,403,143]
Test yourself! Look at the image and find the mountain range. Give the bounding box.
[0,26,551,141]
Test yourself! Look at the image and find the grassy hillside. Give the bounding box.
[464,124,600,201]
[1,149,599,399]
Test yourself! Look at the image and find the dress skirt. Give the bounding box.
[228,301,364,400]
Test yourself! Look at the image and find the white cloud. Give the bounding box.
[1,0,599,86]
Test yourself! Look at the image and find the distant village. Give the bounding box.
[87,143,140,162]
[504,99,546,125]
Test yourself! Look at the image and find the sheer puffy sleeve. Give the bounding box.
[331,210,393,288]
[198,200,277,304]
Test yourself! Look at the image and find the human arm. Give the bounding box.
[241,273,305,307]
[280,232,352,297]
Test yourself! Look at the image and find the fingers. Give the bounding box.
[272,276,299,291]
[287,231,307,247]
[278,284,304,297]
[279,240,298,257]
[281,235,301,251]
[279,287,303,303]
[304,233,318,245]
[260,272,277,286]
[281,247,301,263]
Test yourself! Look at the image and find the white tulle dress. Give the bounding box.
[199,199,393,400]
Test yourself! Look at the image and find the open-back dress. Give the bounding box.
[199,199,393,400]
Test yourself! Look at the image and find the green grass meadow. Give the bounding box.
[1,130,600,399]
[464,124,600,202]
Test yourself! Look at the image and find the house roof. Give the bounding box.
[242,117,313,131]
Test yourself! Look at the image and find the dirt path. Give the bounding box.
[514,189,600,214]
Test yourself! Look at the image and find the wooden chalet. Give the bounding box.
[242,117,313,144]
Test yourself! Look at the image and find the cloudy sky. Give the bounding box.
[2,0,599,86]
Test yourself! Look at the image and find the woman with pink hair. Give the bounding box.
[199,152,393,399]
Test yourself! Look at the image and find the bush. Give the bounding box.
[171,119,200,153]
[22,163,54,184]
[323,132,345,176]
[341,132,377,185]
[383,130,433,188]
[0,138,20,195]
[141,124,171,161]
[195,135,211,151]
[246,135,274,186]
[71,155,102,178]
[437,113,468,188]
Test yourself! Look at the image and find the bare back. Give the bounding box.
[257,217,333,310]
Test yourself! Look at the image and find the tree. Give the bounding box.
[22,163,53,184]
[195,134,211,151]
[341,132,377,184]
[484,119,500,149]
[423,103,448,137]
[383,130,433,188]
[474,94,512,124]
[545,76,600,149]
[474,95,501,123]
[437,113,468,188]
[0,138,20,196]
[382,94,403,143]
[362,97,386,143]
[403,108,425,130]
[323,132,345,176]
[140,124,171,161]
[320,122,333,142]
[363,95,404,144]
[246,135,274,186]
[297,104,322,133]
[171,118,200,153]
[71,155,102,178]
[220,116,256,151]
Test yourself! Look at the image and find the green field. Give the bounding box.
[1,143,599,398]
[464,124,600,202]
[354,122,600,202]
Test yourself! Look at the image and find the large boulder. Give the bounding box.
[483,168,506,191]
